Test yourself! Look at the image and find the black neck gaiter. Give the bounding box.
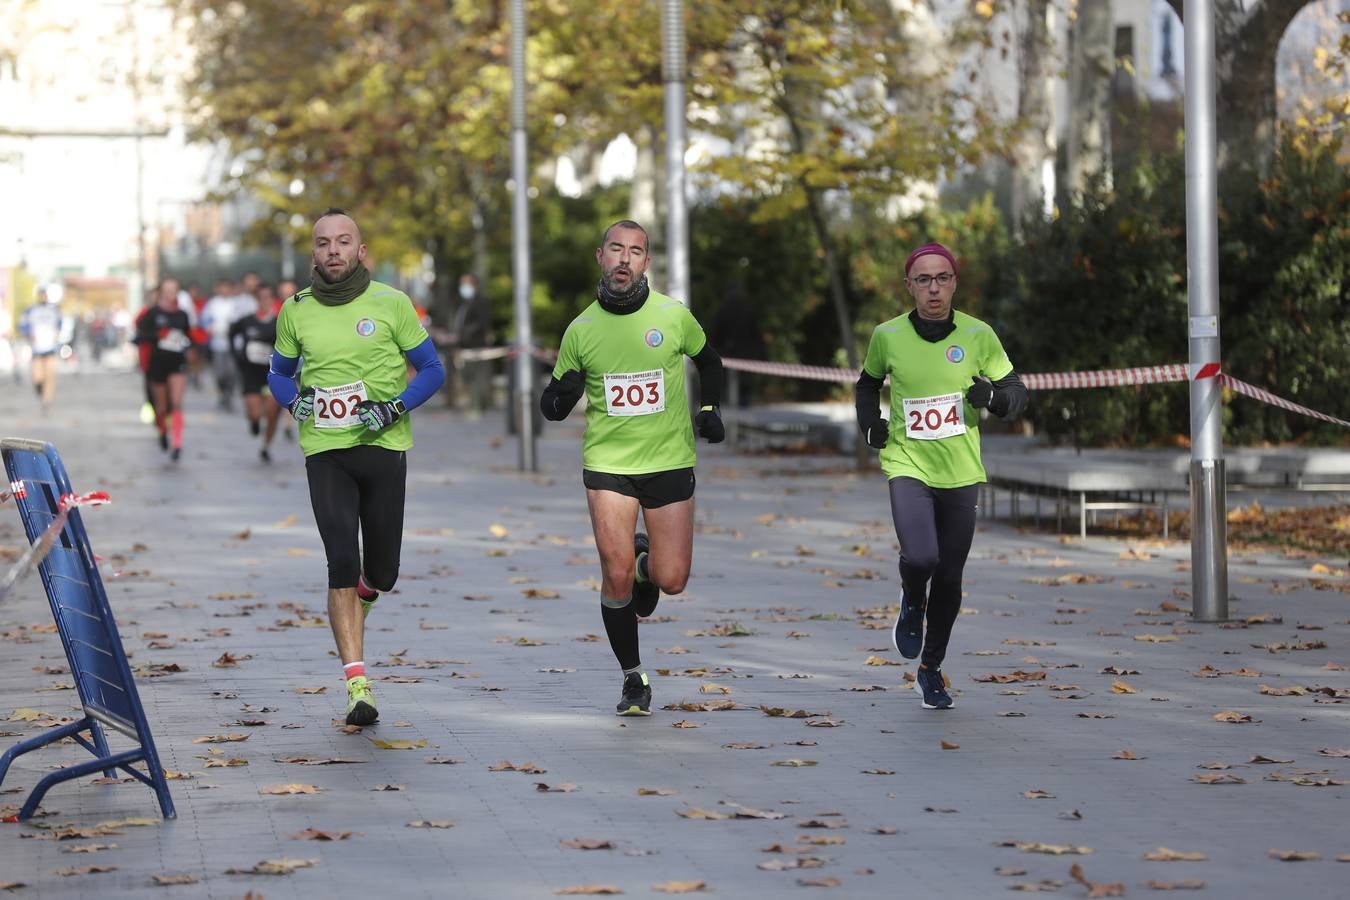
[908,308,956,343]
[310,263,372,306]
[596,273,651,315]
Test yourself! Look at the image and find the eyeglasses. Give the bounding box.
[910,272,955,288]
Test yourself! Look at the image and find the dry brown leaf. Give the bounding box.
[862,768,895,775]
[1023,790,1055,799]
[698,683,730,695]
[676,807,729,820]
[54,865,117,876]
[560,837,616,850]
[1069,863,1125,897]
[760,705,829,718]
[1190,773,1246,784]
[863,655,902,666]
[151,873,199,885]
[972,670,1046,684]
[535,782,578,793]
[1269,849,1320,861]
[940,740,959,750]
[651,881,707,894]
[1248,754,1293,764]
[1113,748,1143,760]
[729,805,786,820]
[259,784,321,795]
[1141,880,1206,890]
[796,877,841,888]
[225,857,318,876]
[722,742,768,750]
[290,828,355,841]
[671,720,699,729]
[996,866,1028,876]
[293,686,327,694]
[192,733,249,744]
[1317,747,1350,757]
[771,759,818,767]
[369,738,428,750]
[1211,711,1258,724]
[1135,634,1179,643]
[406,820,454,829]
[1111,680,1137,694]
[1006,881,1064,892]
[489,760,546,774]
[996,840,1092,855]
[637,787,677,796]
[554,886,623,896]
[1144,848,1207,861]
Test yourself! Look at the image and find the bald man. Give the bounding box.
[267,207,445,727]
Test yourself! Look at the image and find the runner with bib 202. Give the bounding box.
[268,208,444,727]
[855,242,1027,710]
[540,220,725,717]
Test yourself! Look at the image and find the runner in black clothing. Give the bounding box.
[230,288,283,462]
[135,277,196,462]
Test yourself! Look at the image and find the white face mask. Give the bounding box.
[458,283,474,300]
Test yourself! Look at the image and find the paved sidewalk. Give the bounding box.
[1,371,1348,899]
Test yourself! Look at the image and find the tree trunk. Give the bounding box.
[1064,0,1113,198]
[1010,0,1055,231]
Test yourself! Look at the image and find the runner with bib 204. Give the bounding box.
[855,242,1027,710]
[540,220,725,717]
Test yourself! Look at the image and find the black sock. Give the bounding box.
[601,602,640,671]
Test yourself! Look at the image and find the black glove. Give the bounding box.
[695,405,724,443]
[541,369,585,421]
[862,417,888,449]
[288,387,316,422]
[354,398,405,432]
[966,375,995,409]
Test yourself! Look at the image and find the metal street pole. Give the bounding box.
[1183,0,1227,621]
[662,0,689,309]
[510,0,537,471]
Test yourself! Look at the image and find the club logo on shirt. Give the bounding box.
[945,345,965,363]
[355,318,377,337]
[644,328,664,348]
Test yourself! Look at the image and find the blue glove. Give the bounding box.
[288,387,315,422]
[354,398,406,432]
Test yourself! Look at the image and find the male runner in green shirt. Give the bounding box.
[541,220,725,716]
[268,208,445,727]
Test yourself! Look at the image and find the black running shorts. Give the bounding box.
[583,467,695,509]
[239,364,269,396]
[147,353,188,383]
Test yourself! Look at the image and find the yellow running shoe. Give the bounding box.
[345,676,378,726]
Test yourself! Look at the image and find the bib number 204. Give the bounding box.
[902,391,966,441]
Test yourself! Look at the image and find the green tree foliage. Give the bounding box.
[993,138,1347,447]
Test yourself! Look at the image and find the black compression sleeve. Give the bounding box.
[854,370,885,432]
[989,371,1029,420]
[539,376,579,421]
[690,344,724,408]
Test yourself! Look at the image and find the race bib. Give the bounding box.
[244,340,272,365]
[157,329,190,353]
[603,369,665,417]
[314,381,367,429]
[902,391,966,441]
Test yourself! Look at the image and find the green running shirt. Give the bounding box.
[553,291,708,475]
[861,310,1014,488]
[274,280,429,457]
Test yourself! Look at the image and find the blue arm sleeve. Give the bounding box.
[268,352,300,407]
[396,337,445,411]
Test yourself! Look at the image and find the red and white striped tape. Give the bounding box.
[0,489,111,603]
[720,357,1349,429]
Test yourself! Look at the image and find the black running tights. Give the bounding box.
[305,445,406,590]
[888,477,979,669]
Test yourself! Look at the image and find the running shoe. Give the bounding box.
[357,576,378,619]
[170,447,182,462]
[250,419,261,437]
[616,672,651,717]
[914,667,953,710]
[891,590,923,660]
[345,675,379,726]
[158,432,169,452]
[259,447,272,463]
[632,532,659,617]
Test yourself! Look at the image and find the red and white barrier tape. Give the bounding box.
[0,490,111,603]
[720,357,1349,429]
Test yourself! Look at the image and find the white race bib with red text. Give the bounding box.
[314,380,367,429]
[603,369,665,417]
[902,391,966,441]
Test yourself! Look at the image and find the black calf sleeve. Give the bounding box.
[601,602,641,671]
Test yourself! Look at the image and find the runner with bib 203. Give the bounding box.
[855,242,1027,710]
[540,220,725,717]
[268,208,445,727]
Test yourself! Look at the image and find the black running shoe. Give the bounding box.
[632,532,659,617]
[170,447,181,462]
[891,590,923,659]
[158,432,169,452]
[250,419,261,437]
[259,447,272,463]
[616,672,652,717]
[914,667,953,710]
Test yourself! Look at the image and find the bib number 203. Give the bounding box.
[603,369,666,417]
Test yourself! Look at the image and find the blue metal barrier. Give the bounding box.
[0,438,175,820]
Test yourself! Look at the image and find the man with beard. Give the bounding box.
[267,208,444,726]
[540,220,725,716]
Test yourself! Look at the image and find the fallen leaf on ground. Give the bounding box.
[638,787,677,796]
[796,877,841,888]
[996,866,1028,876]
[941,741,959,750]
[1113,748,1143,760]
[1269,849,1320,861]
[996,840,1092,855]
[54,865,117,876]
[675,807,729,820]
[371,784,404,792]
[972,670,1046,684]
[554,884,623,895]
[664,700,740,712]
[1007,882,1063,893]
[406,820,454,829]
[275,756,363,765]
[560,838,615,850]
[489,760,545,773]
[1248,754,1293,764]
[760,706,829,718]
[1111,681,1137,694]
[1211,710,1258,723]
[1135,634,1179,643]
[1141,880,1206,890]
[1023,790,1055,799]
[671,720,699,729]
[426,757,465,765]
[192,733,249,744]
[535,782,578,793]
[862,769,895,775]
[290,828,355,841]
[1069,863,1124,897]
[225,858,317,875]
[652,881,707,894]
[1144,848,1207,861]
[723,742,768,750]
[1317,747,1350,757]
[1191,773,1246,784]
[259,784,321,795]
[729,805,786,820]
[369,738,428,750]
[151,874,198,886]
[771,759,817,767]
[293,686,327,694]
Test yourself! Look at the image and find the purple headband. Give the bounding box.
[904,242,958,277]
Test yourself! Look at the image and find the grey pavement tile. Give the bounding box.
[0,369,1347,898]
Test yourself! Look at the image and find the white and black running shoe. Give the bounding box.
[914,667,953,710]
[616,671,652,716]
[891,590,923,659]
